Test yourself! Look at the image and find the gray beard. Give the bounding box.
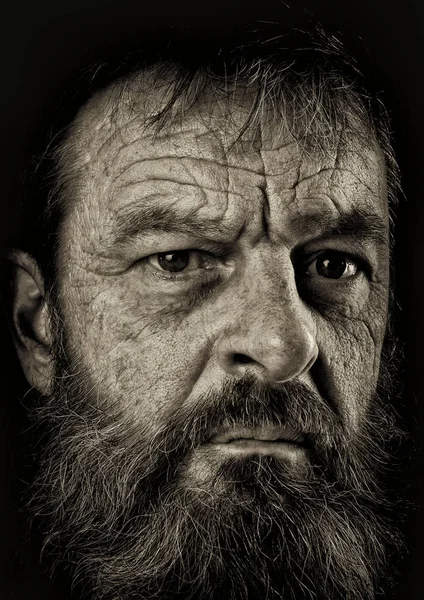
[26,329,407,600]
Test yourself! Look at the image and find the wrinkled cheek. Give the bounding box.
[62,296,214,429]
[315,318,385,432]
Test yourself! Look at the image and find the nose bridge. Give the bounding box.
[249,265,298,323]
[216,260,318,382]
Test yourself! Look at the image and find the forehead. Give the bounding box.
[61,74,388,247]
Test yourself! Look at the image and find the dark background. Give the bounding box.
[0,1,423,598]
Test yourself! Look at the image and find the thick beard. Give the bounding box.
[26,320,407,600]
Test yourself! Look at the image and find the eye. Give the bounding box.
[306,250,358,279]
[146,250,216,274]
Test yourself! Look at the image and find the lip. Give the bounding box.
[209,426,306,445]
[203,439,308,460]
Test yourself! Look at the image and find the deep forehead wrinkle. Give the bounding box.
[102,127,267,174]
[114,181,248,203]
[101,134,300,217]
[107,152,267,215]
[111,156,265,194]
[110,156,269,186]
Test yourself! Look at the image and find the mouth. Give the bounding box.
[206,426,308,459]
[209,426,305,444]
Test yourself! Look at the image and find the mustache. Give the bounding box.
[138,374,400,500]
[44,356,400,502]
[152,376,346,463]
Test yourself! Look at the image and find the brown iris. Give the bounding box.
[157,251,191,273]
[315,251,349,279]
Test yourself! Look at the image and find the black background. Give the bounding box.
[0,1,423,598]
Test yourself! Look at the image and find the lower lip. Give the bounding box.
[205,439,308,459]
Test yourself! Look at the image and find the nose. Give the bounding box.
[215,279,318,383]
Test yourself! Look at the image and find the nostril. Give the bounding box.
[233,353,253,364]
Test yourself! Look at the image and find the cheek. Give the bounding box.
[61,282,214,427]
[315,301,388,429]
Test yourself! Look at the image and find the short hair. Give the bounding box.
[17,24,401,287]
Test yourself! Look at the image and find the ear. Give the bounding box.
[8,250,54,395]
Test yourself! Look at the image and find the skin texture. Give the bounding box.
[9,77,396,600]
[14,80,389,455]
[46,85,389,452]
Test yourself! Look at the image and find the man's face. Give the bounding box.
[57,87,389,438]
[20,82,402,600]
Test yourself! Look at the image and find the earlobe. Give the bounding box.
[8,250,54,395]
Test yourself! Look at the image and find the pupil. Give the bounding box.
[158,251,190,273]
[316,252,347,279]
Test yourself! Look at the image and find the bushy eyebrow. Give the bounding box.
[114,203,232,245]
[289,209,388,246]
[112,202,388,247]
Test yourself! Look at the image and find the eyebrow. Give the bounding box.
[289,209,388,246]
[114,203,233,245]
[113,203,388,247]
